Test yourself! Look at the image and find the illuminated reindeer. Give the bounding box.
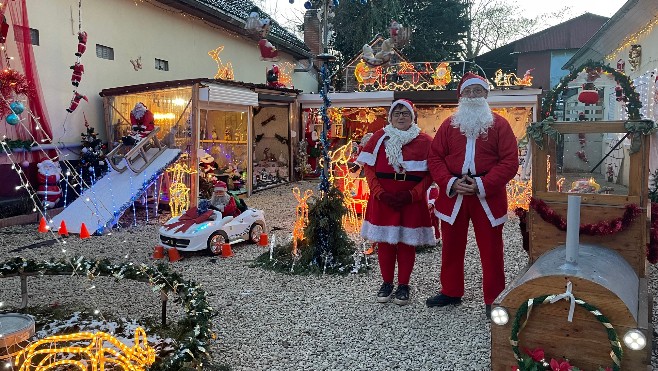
[291,187,313,255]
[208,45,234,80]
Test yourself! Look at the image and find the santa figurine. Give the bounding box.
[75,31,88,57]
[36,159,62,209]
[209,180,239,217]
[266,65,286,88]
[258,38,278,61]
[66,91,88,113]
[198,149,218,180]
[70,62,84,87]
[122,102,155,145]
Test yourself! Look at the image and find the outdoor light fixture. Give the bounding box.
[623,329,646,350]
[490,306,509,325]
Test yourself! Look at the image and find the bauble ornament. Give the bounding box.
[6,113,19,125]
[10,101,24,114]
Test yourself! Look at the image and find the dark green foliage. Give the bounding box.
[79,124,108,186]
[332,0,469,64]
[254,186,368,275]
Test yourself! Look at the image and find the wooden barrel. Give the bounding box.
[0,313,35,360]
[491,244,652,370]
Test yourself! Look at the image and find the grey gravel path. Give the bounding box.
[0,180,656,370]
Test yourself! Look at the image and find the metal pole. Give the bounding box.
[589,132,630,173]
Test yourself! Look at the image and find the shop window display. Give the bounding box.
[200,109,248,194]
[252,106,290,191]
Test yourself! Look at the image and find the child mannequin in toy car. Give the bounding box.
[209,180,240,217]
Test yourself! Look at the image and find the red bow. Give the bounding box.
[164,208,213,233]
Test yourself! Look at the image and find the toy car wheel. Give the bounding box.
[207,231,229,255]
[249,222,264,244]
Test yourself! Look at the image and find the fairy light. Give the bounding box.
[605,16,658,62]
[15,328,155,370]
[208,45,234,80]
[165,161,195,218]
[291,187,312,255]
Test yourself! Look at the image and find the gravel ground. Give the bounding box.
[0,180,656,370]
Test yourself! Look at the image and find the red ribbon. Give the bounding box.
[164,208,213,233]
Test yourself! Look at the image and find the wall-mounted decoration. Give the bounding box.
[629,44,641,72]
[208,45,234,80]
[130,56,142,71]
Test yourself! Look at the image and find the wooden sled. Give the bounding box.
[107,127,167,174]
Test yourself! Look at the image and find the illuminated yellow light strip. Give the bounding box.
[16,327,155,371]
[605,16,658,61]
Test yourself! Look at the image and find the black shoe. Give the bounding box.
[377,282,394,303]
[393,285,410,306]
[426,293,462,307]
[486,304,492,320]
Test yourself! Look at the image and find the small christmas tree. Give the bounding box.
[79,118,108,186]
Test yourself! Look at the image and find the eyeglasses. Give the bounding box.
[461,87,487,95]
[391,111,411,118]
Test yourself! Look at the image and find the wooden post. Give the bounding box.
[20,274,28,309]
[160,290,168,326]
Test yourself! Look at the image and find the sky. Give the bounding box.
[255,0,628,37]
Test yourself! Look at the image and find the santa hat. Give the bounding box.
[458,72,489,96]
[388,99,417,122]
[214,180,227,192]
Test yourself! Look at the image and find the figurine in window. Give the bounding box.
[122,102,155,145]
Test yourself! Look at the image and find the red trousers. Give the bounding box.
[378,242,415,285]
[439,195,505,304]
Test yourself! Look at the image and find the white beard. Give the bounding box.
[132,104,147,120]
[383,124,420,173]
[452,97,494,139]
[210,193,230,211]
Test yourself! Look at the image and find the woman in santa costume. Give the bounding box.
[426,73,518,318]
[357,99,435,305]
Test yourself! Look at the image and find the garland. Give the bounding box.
[0,257,216,371]
[541,61,641,121]
[1,138,34,151]
[511,293,622,371]
[529,197,641,235]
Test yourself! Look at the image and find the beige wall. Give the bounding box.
[23,0,317,144]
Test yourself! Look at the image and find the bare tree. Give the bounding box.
[463,0,569,59]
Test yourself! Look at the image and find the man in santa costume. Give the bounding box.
[426,72,518,318]
[209,180,238,217]
[357,99,435,306]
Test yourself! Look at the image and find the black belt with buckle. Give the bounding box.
[376,172,423,182]
[451,171,487,178]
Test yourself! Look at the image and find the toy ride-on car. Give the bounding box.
[159,206,266,255]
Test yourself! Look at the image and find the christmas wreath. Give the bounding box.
[511,287,622,371]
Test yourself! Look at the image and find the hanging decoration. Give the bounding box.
[529,197,641,236]
[208,45,234,80]
[0,137,33,151]
[259,114,276,126]
[266,65,286,88]
[628,44,641,72]
[274,133,289,145]
[17,327,156,370]
[510,293,622,371]
[0,69,32,118]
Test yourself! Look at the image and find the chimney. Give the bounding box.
[303,9,321,56]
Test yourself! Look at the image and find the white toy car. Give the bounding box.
[159,208,266,255]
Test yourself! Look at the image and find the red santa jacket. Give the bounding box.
[130,110,155,138]
[428,113,518,227]
[357,128,433,202]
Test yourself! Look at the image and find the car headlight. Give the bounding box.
[623,329,646,350]
[490,306,509,325]
[192,223,212,233]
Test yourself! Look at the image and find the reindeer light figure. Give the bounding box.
[16,327,155,371]
[208,45,234,80]
[166,161,196,217]
[291,187,313,256]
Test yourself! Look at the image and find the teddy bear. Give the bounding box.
[36,159,62,209]
[361,38,395,67]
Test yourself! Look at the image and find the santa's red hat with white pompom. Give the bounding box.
[457,72,489,97]
[214,180,228,192]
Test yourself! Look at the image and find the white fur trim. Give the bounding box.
[478,197,508,227]
[361,221,436,246]
[401,160,427,171]
[462,137,476,174]
[388,99,416,122]
[356,151,375,166]
[436,194,463,225]
[459,78,489,93]
[446,177,458,198]
[475,176,486,197]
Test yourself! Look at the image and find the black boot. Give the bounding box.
[426,292,462,307]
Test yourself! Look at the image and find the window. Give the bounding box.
[29,28,39,46]
[155,58,169,71]
[96,44,114,60]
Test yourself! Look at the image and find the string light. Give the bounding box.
[15,328,155,371]
[208,45,234,80]
[291,187,312,255]
[605,16,658,61]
